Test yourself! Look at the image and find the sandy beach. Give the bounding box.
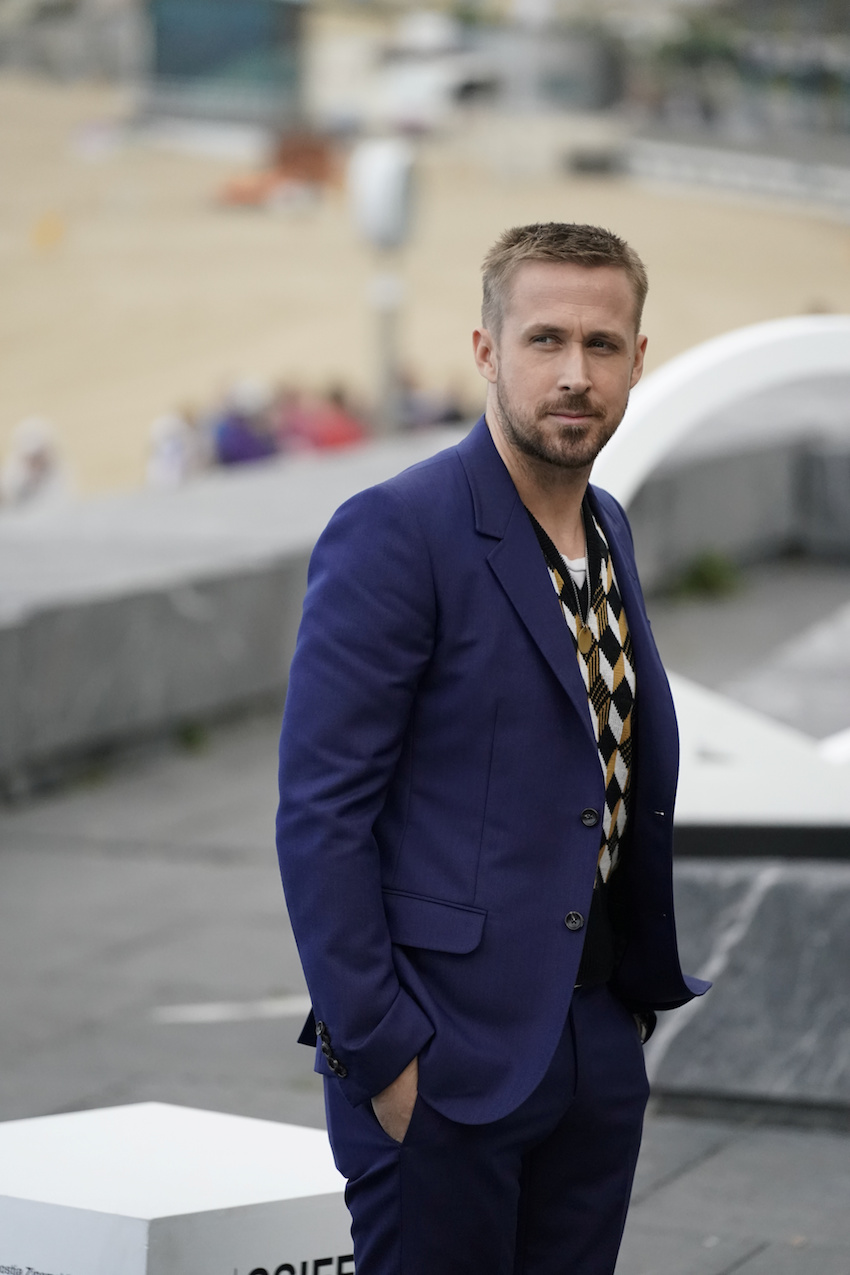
[3,71,850,493]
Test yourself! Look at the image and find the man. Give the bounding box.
[276,222,708,1274]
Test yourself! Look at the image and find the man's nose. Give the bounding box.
[557,344,591,395]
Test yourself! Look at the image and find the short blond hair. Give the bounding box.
[482,222,648,336]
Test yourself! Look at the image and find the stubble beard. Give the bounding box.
[495,376,623,472]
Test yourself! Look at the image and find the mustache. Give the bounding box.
[536,395,601,420]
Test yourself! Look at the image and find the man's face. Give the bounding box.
[474,260,647,473]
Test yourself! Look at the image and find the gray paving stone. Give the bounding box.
[0,733,317,1128]
[0,1012,325,1128]
[0,710,282,852]
[631,1125,850,1246]
[734,1239,850,1274]
[616,1221,766,1275]
[2,707,850,1272]
[631,1115,736,1203]
[723,600,850,741]
[645,558,850,712]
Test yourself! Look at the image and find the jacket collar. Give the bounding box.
[456,415,522,539]
[458,417,595,744]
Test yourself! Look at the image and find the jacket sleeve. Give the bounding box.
[276,481,437,1106]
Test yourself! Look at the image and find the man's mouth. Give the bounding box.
[543,407,600,423]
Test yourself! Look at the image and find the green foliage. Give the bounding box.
[672,551,741,598]
[175,721,210,754]
[658,15,739,69]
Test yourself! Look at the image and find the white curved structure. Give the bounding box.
[594,314,850,507]
[591,312,850,825]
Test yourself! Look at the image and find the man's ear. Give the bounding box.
[473,327,498,384]
[629,334,648,390]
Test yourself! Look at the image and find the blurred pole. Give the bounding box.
[348,138,415,434]
[370,271,404,435]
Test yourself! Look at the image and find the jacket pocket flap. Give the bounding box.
[382,890,486,954]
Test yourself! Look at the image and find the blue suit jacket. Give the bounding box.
[276,417,707,1124]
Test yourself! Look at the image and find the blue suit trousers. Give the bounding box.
[324,984,650,1275]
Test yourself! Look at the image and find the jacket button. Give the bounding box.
[315,1020,326,1036]
[335,1063,348,1079]
[581,808,599,827]
[321,1041,332,1057]
[565,911,585,931]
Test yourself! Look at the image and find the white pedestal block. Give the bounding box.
[0,1103,352,1275]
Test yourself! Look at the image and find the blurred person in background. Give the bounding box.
[276,222,708,1275]
[1,416,70,509]
[271,386,316,452]
[311,386,368,450]
[146,408,206,488]
[397,371,467,430]
[211,378,278,467]
[273,384,367,453]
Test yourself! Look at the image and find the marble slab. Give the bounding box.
[650,859,850,1109]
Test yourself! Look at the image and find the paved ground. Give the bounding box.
[649,557,850,740]
[2,657,849,1273]
[0,710,317,1128]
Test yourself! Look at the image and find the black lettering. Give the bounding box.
[274,1268,296,1275]
[314,1263,333,1274]
[337,1260,355,1275]
[249,1269,269,1275]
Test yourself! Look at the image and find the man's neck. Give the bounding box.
[486,413,590,560]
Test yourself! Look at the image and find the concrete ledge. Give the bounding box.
[0,430,464,792]
[649,859,850,1111]
[0,557,309,780]
[2,419,848,829]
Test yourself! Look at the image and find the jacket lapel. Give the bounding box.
[458,419,597,749]
[586,486,652,669]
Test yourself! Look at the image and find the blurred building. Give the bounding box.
[629,0,850,147]
[0,0,304,126]
[0,0,146,79]
[143,0,304,125]
[4,0,850,147]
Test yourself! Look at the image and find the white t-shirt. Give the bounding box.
[561,553,587,591]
